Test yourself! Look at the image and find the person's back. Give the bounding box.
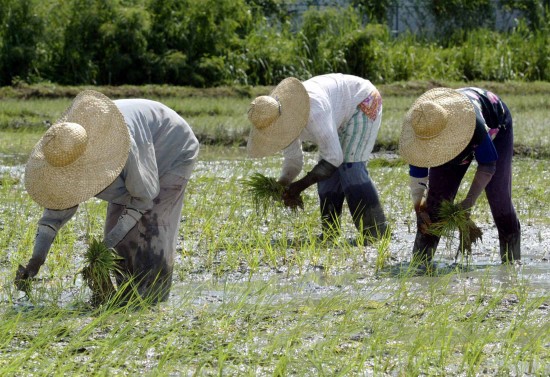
[115,99,199,178]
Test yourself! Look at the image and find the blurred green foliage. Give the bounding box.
[0,0,549,87]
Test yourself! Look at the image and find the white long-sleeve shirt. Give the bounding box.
[280,74,379,183]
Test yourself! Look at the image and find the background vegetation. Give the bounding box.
[1,0,550,87]
[1,81,549,159]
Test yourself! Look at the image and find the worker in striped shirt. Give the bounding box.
[247,74,388,242]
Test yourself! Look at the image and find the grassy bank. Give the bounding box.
[1,81,550,158]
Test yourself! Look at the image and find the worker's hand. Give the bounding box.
[14,258,42,292]
[282,183,304,210]
[414,198,431,234]
[457,199,473,216]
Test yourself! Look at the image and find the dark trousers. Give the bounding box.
[413,107,520,263]
[318,162,387,240]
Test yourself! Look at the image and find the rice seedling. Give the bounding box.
[241,172,296,213]
[80,237,121,307]
[428,200,483,257]
[374,227,393,273]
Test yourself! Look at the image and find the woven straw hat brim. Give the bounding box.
[399,88,476,168]
[25,90,130,209]
[247,77,310,157]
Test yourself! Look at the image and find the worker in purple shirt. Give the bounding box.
[15,90,199,303]
[399,87,520,264]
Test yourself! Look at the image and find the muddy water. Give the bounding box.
[169,150,549,308]
[165,221,550,312]
[1,151,549,309]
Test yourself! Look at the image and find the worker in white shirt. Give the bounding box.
[247,74,388,242]
[15,90,199,303]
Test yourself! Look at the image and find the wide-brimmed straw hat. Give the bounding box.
[25,90,130,209]
[247,77,310,157]
[399,87,476,167]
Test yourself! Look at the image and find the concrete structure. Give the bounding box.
[284,0,528,36]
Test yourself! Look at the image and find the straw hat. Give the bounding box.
[25,90,130,209]
[399,88,476,167]
[247,77,310,157]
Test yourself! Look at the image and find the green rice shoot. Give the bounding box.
[241,173,285,213]
[81,237,122,306]
[428,200,483,255]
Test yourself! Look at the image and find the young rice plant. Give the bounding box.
[81,237,121,307]
[241,173,286,214]
[428,200,483,258]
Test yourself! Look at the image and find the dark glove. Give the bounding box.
[282,159,337,209]
[14,257,44,292]
[414,198,432,234]
[282,186,304,209]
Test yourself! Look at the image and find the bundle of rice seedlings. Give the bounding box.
[241,173,286,213]
[81,237,121,306]
[428,200,483,256]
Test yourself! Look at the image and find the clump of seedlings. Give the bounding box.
[428,200,483,258]
[81,237,121,307]
[241,173,289,213]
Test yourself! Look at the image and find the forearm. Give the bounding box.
[104,207,143,248]
[21,224,58,278]
[279,140,304,185]
[409,175,428,209]
[27,207,77,271]
[279,157,303,185]
[462,163,495,209]
[288,159,337,194]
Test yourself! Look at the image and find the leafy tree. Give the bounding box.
[342,24,390,80]
[53,0,116,84]
[245,0,288,21]
[351,0,393,23]
[0,0,45,85]
[97,6,150,84]
[299,6,363,76]
[147,0,253,86]
[499,0,548,30]
[429,0,495,40]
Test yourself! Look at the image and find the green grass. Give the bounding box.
[0,150,547,375]
[1,82,550,156]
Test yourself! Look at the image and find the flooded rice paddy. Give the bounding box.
[1,146,549,375]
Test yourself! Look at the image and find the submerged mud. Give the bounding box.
[2,152,550,306]
[1,151,549,376]
[169,220,550,309]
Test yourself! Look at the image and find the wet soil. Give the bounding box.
[1,150,548,375]
[2,151,549,306]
